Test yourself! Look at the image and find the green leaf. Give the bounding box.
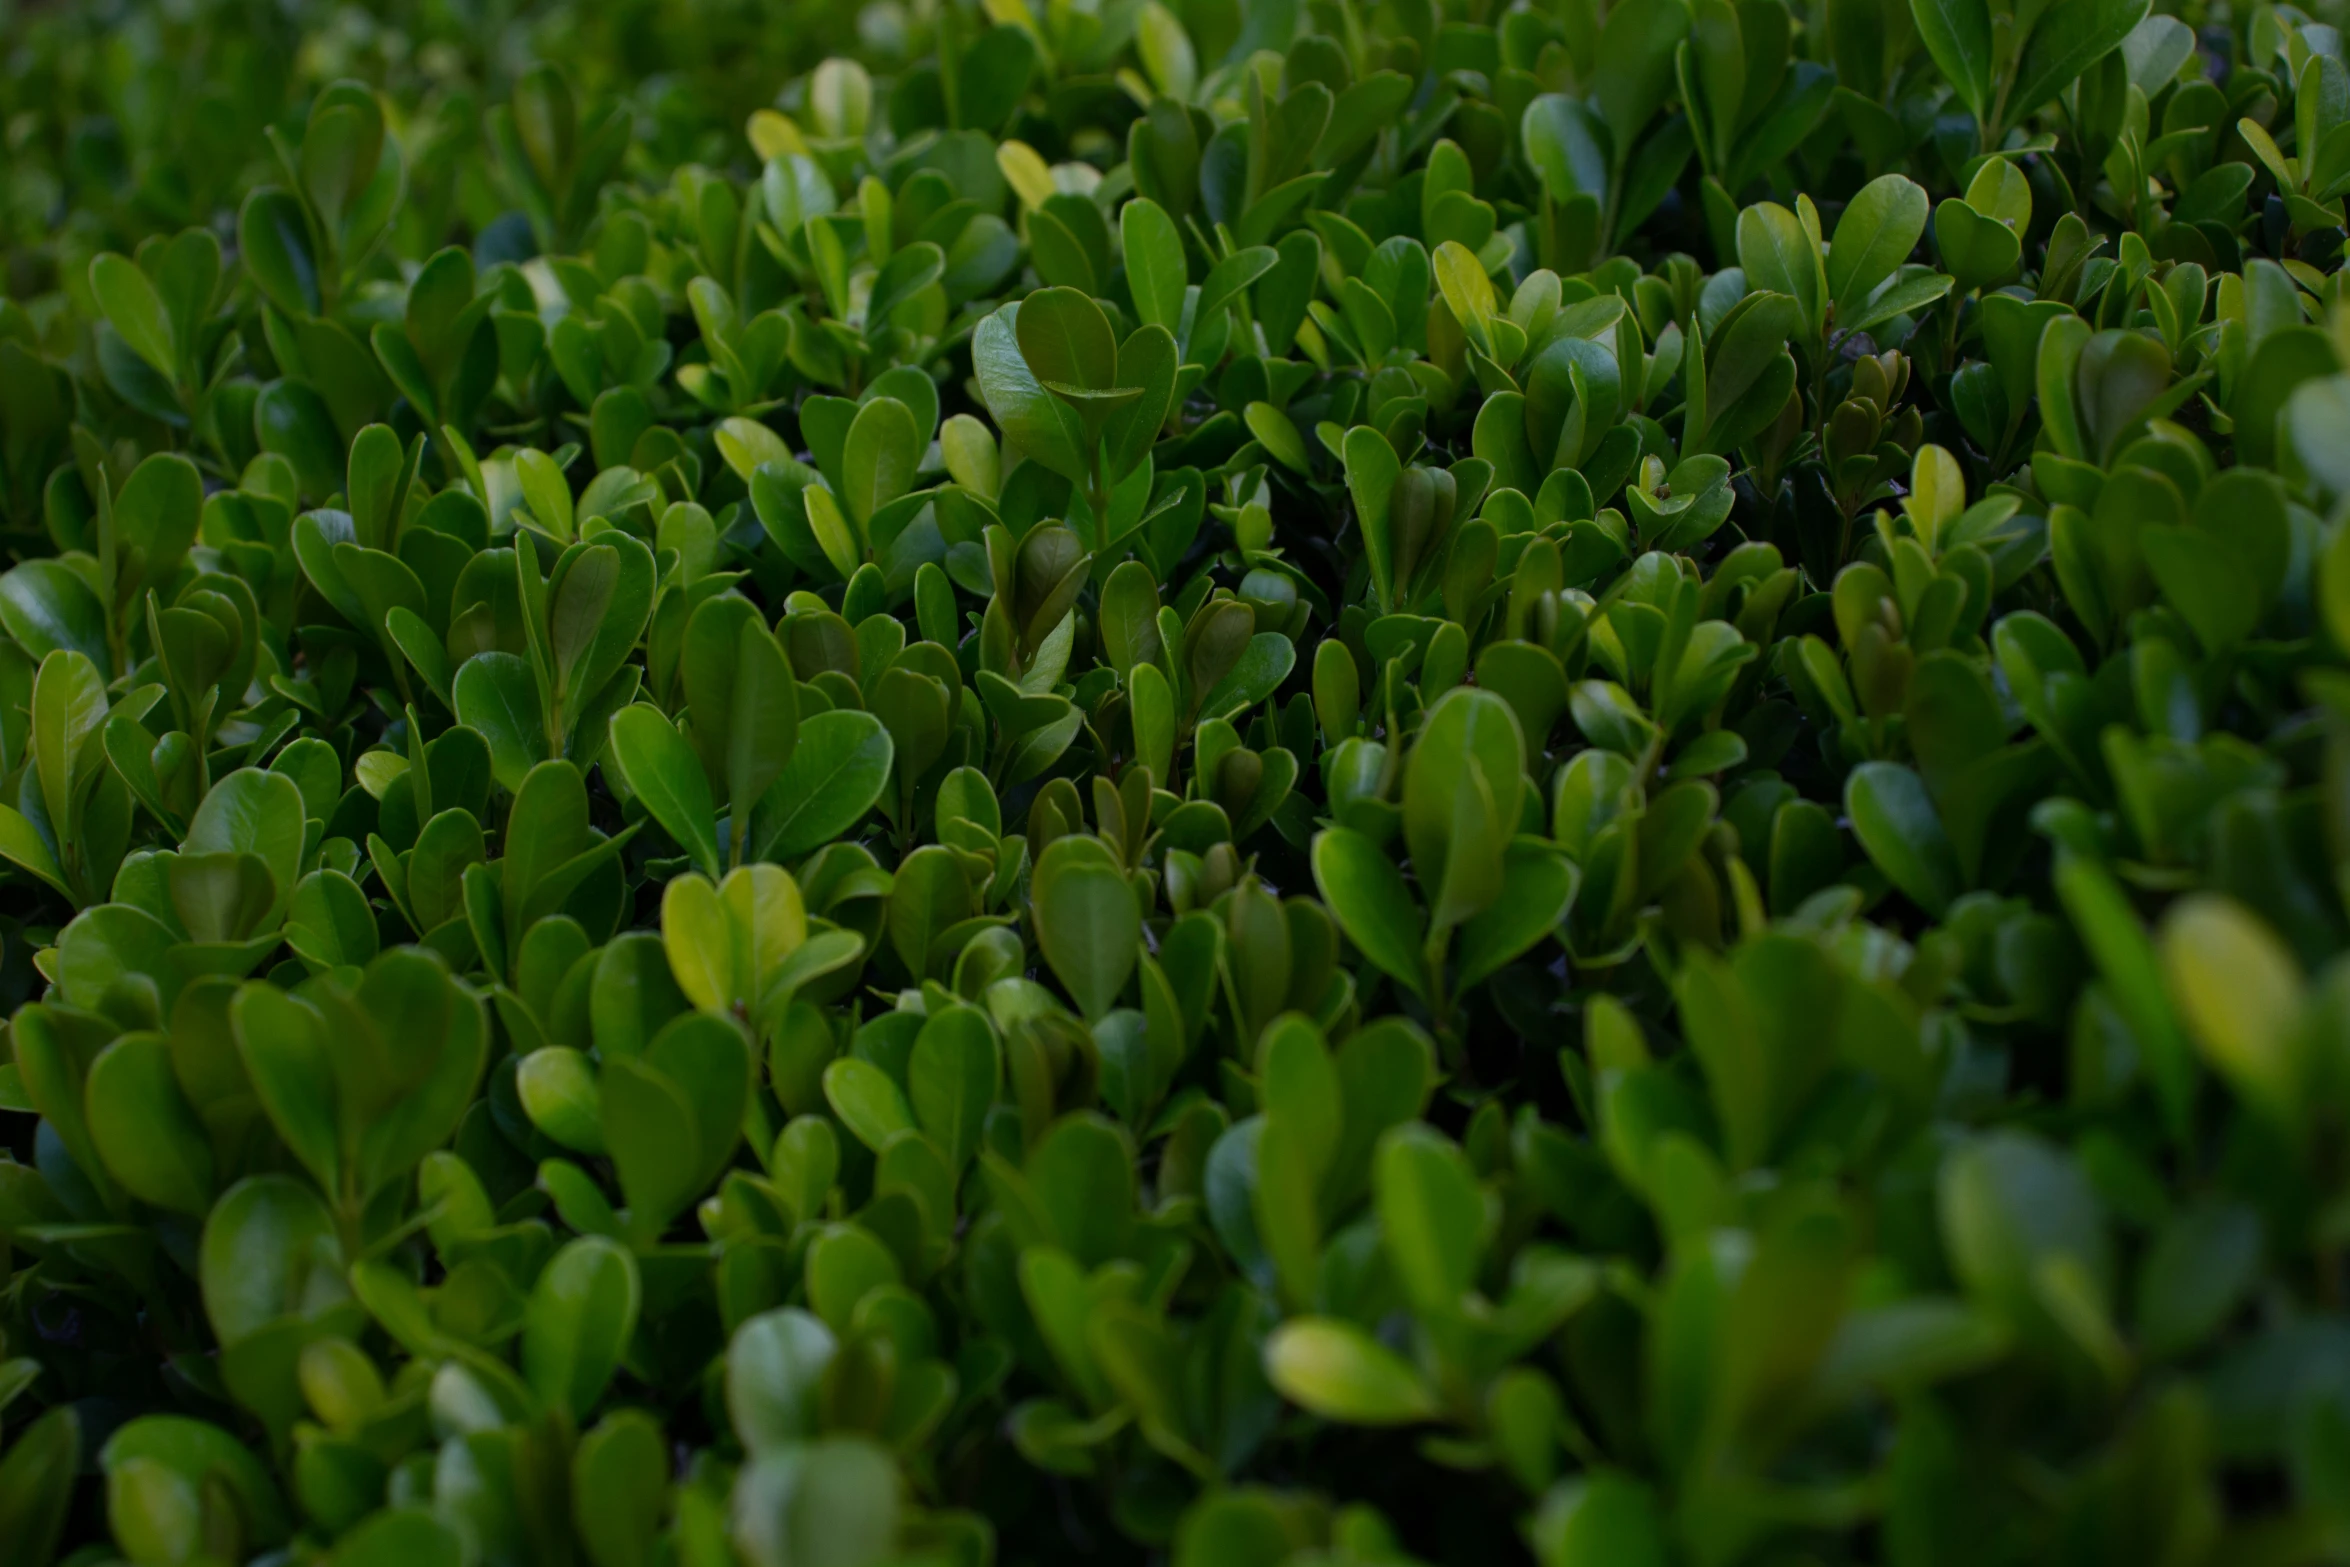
[2135,1201,2261,1361]
[731,1438,901,1567]
[748,708,893,861]
[1455,847,1579,992]
[609,704,720,879]
[1256,229,1321,355]
[1530,1475,1669,1567]
[603,1053,703,1236]
[717,418,794,482]
[230,987,342,1196]
[1311,827,1428,999]
[32,649,107,848]
[1735,202,1822,339]
[2006,0,2152,133]
[300,91,386,236]
[1826,174,1930,322]
[1198,632,1297,723]
[1032,836,1140,1021]
[975,303,1088,484]
[866,242,944,331]
[1377,1124,1485,1323]
[1341,426,1402,616]
[1259,1015,1341,1178]
[516,448,576,544]
[1404,686,1527,935]
[2292,371,2350,508]
[2142,524,2261,653]
[909,1004,998,1173]
[1523,94,1609,204]
[842,395,919,526]
[183,768,306,919]
[1693,292,1803,454]
[2159,893,2306,1122]
[199,1174,342,1346]
[334,1510,466,1567]
[568,1418,672,1559]
[86,1033,215,1217]
[1263,1319,1437,1425]
[238,188,322,318]
[519,1046,608,1153]
[101,1415,291,1553]
[1027,1113,1136,1266]
[728,1308,839,1453]
[0,802,70,899]
[1121,197,1186,332]
[1016,285,1118,393]
[1193,246,1280,337]
[524,1236,641,1420]
[0,1407,78,1567]
[1844,761,1962,917]
[1105,325,1177,483]
[1841,268,1954,336]
[257,381,344,501]
[454,652,550,794]
[1934,197,2020,292]
[2235,325,2335,471]
[1594,0,1693,164]
[90,254,179,382]
[825,1056,917,1152]
[1910,0,1994,128]
[1939,1129,2111,1342]
[802,485,861,579]
[1433,239,1498,348]
[805,1222,901,1331]
[0,561,109,667]
[285,867,381,971]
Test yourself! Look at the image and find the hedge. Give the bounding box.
[0,0,2343,1563]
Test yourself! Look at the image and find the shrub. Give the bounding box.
[0,0,2343,1562]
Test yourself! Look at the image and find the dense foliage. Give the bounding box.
[6,0,2350,1561]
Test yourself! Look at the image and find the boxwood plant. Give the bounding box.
[4,0,2350,1561]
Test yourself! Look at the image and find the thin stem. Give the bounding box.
[1424,925,1456,1064]
[1088,438,1110,552]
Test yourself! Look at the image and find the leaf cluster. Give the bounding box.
[6,3,2350,1566]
